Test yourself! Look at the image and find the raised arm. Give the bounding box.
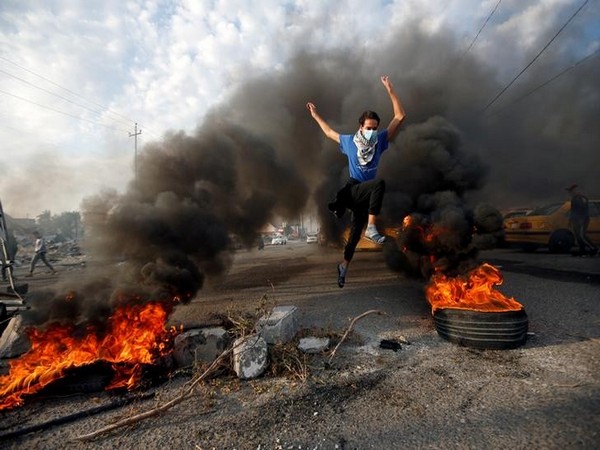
[306,102,340,144]
[380,76,406,141]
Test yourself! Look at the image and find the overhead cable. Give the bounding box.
[0,68,132,127]
[0,55,135,125]
[462,0,502,56]
[0,88,129,133]
[487,48,599,116]
[482,0,590,113]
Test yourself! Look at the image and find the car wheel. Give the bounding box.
[520,243,539,252]
[433,308,529,350]
[548,229,574,254]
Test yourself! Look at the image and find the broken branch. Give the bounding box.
[328,309,387,362]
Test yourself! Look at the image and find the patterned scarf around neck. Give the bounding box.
[353,131,378,166]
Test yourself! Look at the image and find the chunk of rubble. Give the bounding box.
[172,327,230,368]
[232,335,268,380]
[256,305,298,344]
[298,337,330,354]
[0,314,31,359]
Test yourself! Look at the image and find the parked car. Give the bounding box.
[501,208,533,219]
[306,233,318,244]
[503,200,600,253]
[271,235,287,245]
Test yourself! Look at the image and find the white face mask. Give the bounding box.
[362,129,376,140]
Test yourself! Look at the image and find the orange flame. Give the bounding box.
[0,301,178,410]
[425,263,523,313]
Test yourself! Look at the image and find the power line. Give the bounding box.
[482,0,590,113]
[0,68,132,127]
[487,48,600,116]
[0,88,129,133]
[0,55,135,125]
[462,0,502,57]
[0,56,162,140]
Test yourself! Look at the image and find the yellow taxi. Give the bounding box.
[503,200,600,252]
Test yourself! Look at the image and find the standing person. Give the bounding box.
[306,75,406,287]
[26,231,56,276]
[566,184,598,256]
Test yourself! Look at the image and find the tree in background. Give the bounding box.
[54,211,81,241]
[34,210,82,241]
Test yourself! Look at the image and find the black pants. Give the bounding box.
[340,178,386,262]
[572,218,596,253]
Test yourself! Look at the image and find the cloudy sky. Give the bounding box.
[0,0,598,219]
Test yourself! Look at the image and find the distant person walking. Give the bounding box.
[307,75,406,287]
[566,184,598,256]
[26,231,56,276]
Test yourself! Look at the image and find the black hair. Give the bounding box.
[358,110,380,126]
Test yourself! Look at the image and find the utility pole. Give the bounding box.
[129,123,142,177]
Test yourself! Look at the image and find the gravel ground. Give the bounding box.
[0,244,599,449]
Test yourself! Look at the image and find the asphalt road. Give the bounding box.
[1,242,599,449]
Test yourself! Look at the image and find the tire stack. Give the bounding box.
[433,308,529,350]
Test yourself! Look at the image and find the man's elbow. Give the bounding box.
[326,131,340,143]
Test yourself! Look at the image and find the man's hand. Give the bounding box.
[306,102,318,118]
[381,75,394,92]
[380,75,405,141]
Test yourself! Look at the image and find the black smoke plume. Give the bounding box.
[23,17,598,325]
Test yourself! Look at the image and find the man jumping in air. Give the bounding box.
[306,75,406,287]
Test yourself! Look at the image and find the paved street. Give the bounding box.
[2,241,599,449]
[167,241,600,448]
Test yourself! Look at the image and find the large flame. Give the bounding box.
[0,301,178,410]
[425,263,523,313]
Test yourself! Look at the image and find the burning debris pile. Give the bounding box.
[366,117,528,348]
[0,121,313,410]
[0,301,177,410]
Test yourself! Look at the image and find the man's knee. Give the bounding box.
[367,179,385,215]
[371,179,385,200]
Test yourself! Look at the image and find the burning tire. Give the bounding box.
[433,308,528,350]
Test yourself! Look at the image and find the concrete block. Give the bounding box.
[0,315,31,359]
[232,335,268,380]
[298,337,330,354]
[173,327,230,368]
[256,305,298,344]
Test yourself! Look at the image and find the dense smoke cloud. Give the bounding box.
[23,20,599,325]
